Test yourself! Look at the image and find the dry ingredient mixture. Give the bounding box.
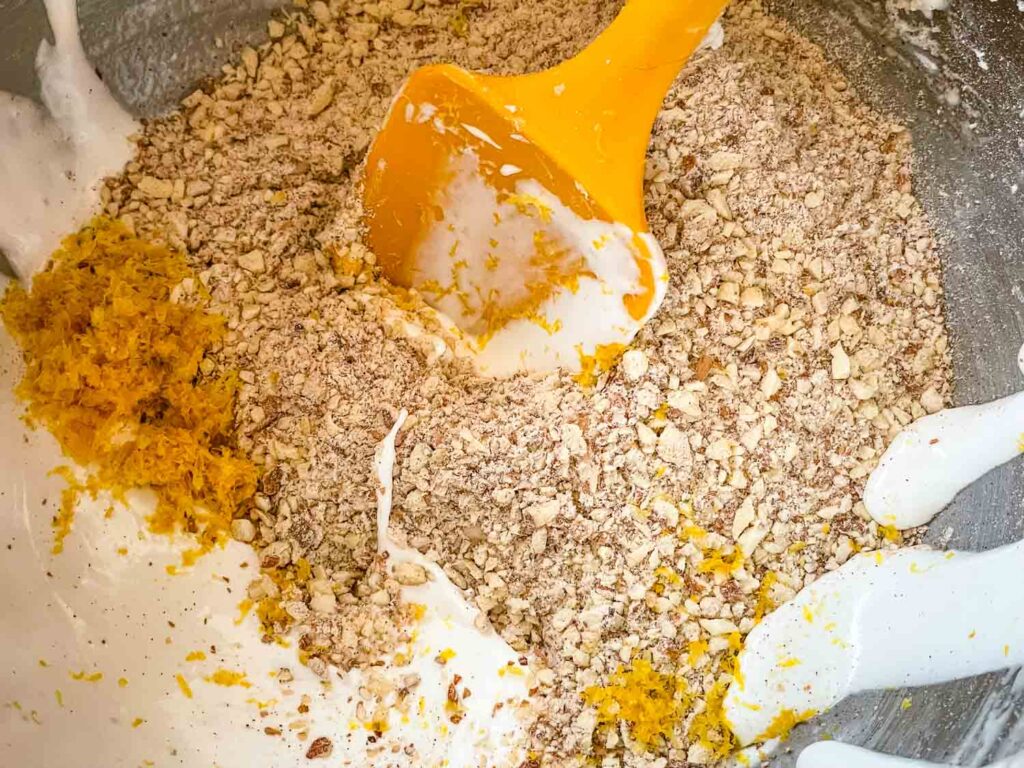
[83,0,950,763]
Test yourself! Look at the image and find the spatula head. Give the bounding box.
[363,64,667,377]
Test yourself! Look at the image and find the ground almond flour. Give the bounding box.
[101,0,950,763]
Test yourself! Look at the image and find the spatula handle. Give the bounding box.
[490,0,729,231]
[556,0,727,116]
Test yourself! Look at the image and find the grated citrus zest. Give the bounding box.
[583,658,690,750]
[1,218,258,559]
[575,342,626,388]
[753,571,778,622]
[686,676,737,759]
[753,707,817,742]
[204,669,251,688]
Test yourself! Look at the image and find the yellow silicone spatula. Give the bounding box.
[363,0,729,377]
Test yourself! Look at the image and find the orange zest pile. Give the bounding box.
[1,217,257,555]
[582,658,690,750]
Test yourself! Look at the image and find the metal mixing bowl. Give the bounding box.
[1,0,1022,763]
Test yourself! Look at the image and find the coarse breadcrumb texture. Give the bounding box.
[1,218,258,553]
[102,0,952,762]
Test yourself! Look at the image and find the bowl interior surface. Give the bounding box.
[1,0,1022,763]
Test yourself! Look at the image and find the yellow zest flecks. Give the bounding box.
[802,605,815,624]
[524,310,563,336]
[132,717,145,728]
[235,598,254,626]
[294,557,312,584]
[417,278,457,301]
[583,658,690,750]
[498,663,524,678]
[253,561,341,642]
[438,648,457,663]
[118,677,128,688]
[901,697,913,710]
[753,572,778,622]
[778,657,801,668]
[648,403,670,429]
[70,670,103,683]
[680,523,710,542]
[363,717,391,734]
[5,701,43,726]
[1017,433,1024,453]
[754,708,817,742]
[205,669,252,688]
[879,525,903,544]
[55,690,63,707]
[48,466,90,555]
[503,192,553,222]
[0,218,259,561]
[38,659,49,668]
[574,342,626,388]
[326,242,373,285]
[245,697,278,709]
[255,594,293,639]
[696,547,744,579]
[653,566,681,585]
[686,677,736,759]
[466,235,589,349]
[1005,645,1011,657]
[175,674,193,699]
[408,602,427,621]
[968,630,977,639]
[185,651,207,662]
[180,548,204,569]
[687,640,709,666]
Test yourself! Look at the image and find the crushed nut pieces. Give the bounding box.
[304,736,333,759]
[102,0,950,763]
